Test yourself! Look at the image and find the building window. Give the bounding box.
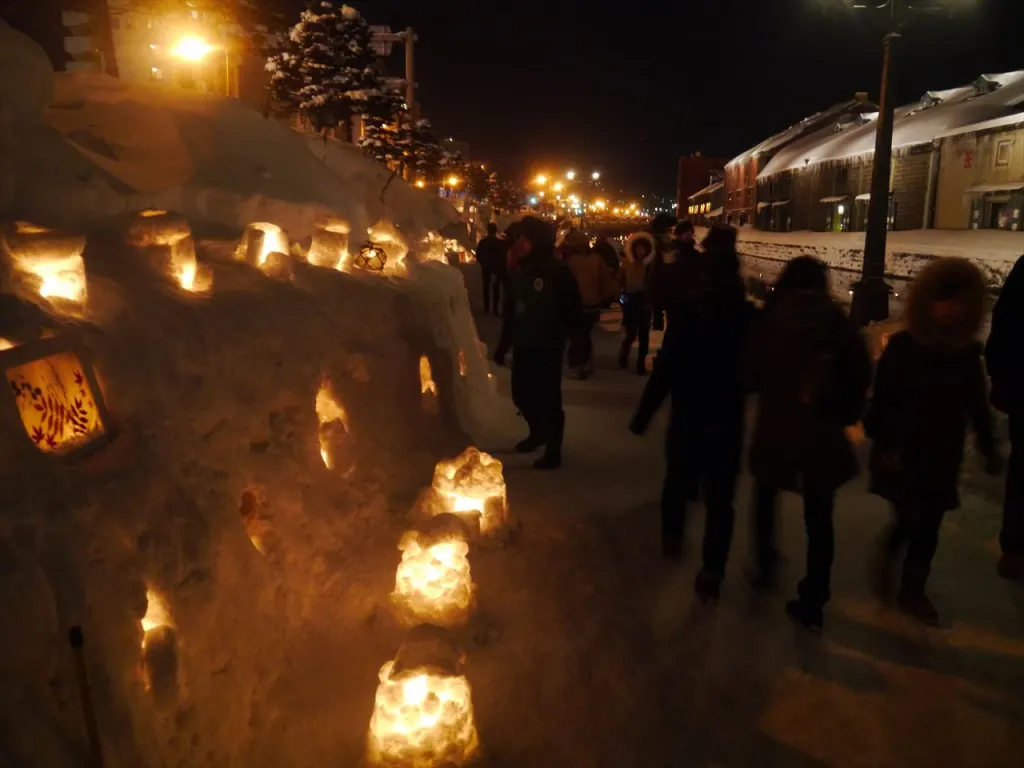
[837,166,849,184]
[995,140,1012,167]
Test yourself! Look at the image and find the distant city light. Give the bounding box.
[534,174,548,185]
[591,171,600,181]
[446,175,460,186]
[414,180,425,188]
[529,196,539,204]
[553,182,564,192]
[566,170,576,180]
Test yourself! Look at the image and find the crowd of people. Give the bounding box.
[474,214,1022,631]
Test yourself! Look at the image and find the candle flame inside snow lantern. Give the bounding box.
[139,587,177,702]
[307,218,351,271]
[391,515,474,628]
[2,222,87,313]
[365,220,409,275]
[4,343,107,455]
[315,380,350,470]
[125,210,210,293]
[432,448,508,535]
[367,627,478,767]
[235,222,290,271]
[419,356,438,396]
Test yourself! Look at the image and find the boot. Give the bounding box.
[636,358,648,376]
[786,599,824,633]
[618,342,630,370]
[897,591,939,626]
[515,419,545,453]
[694,569,721,605]
[534,412,564,470]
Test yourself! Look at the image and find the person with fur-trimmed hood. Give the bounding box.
[985,254,1024,581]
[494,216,583,470]
[746,256,872,632]
[629,223,756,604]
[619,231,656,374]
[866,258,1001,624]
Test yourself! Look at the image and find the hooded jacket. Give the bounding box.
[865,258,994,509]
[620,232,656,294]
[747,287,872,493]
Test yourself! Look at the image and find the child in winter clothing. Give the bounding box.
[866,258,999,625]
[619,232,656,374]
[564,232,616,378]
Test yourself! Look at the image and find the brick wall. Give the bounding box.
[890,148,932,231]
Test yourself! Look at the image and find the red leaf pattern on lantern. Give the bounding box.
[6,364,100,449]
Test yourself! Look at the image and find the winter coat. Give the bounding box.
[649,240,702,320]
[593,240,621,274]
[495,250,582,355]
[747,288,872,493]
[620,232,655,296]
[475,235,507,274]
[566,250,617,310]
[866,258,994,509]
[985,254,1024,416]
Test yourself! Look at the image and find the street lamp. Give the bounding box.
[552,182,564,193]
[534,174,548,186]
[591,171,601,181]
[566,170,576,181]
[169,33,231,96]
[847,0,963,326]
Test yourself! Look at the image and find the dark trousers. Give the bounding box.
[567,309,600,369]
[1001,413,1023,556]
[754,483,836,609]
[511,347,564,447]
[662,424,741,577]
[620,295,651,365]
[481,268,502,315]
[883,498,946,595]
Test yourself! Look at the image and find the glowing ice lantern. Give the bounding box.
[307,218,351,271]
[391,515,474,628]
[2,221,87,312]
[125,209,209,293]
[367,627,478,767]
[3,340,108,456]
[139,588,177,702]
[419,357,438,396]
[432,447,508,535]
[315,381,350,470]
[235,222,290,274]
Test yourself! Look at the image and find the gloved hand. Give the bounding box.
[628,413,647,436]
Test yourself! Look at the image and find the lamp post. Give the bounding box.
[848,0,961,326]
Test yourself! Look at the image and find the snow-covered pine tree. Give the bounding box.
[409,118,441,184]
[266,1,385,132]
[359,80,409,169]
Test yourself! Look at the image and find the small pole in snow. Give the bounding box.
[69,626,105,768]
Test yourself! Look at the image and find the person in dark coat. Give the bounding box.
[618,232,656,374]
[592,231,622,275]
[630,226,756,604]
[648,213,678,332]
[474,222,507,315]
[867,258,1000,624]
[746,256,872,632]
[494,216,583,469]
[985,254,1024,581]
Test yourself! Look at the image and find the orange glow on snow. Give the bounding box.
[432,448,508,534]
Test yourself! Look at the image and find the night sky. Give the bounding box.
[350,0,1024,198]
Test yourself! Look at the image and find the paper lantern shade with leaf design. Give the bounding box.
[0,337,111,459]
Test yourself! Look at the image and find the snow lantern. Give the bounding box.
[367,625,478,767]
[366,220,409,275]
[125,209,210,293]
[1,221,87,313]
[239,486,274,555]
[315,379,352,472]
[391,514,475,628]
[307,218,351,271]
[1,336,110,457]
[445,239,472,265]
[458,350,467,378]
[416,232,448,264]
[234,222,290,274]
[432,447,508,535]
[0,338,14,351]
[139,587,177,703]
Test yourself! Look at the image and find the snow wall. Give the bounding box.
[0,21,501,767]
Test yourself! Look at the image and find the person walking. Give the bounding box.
[630,225,755,604]
[619,231,656,375]
[494,216,582,469]
[648,213,678,333]
[474,222,507,315]
[746,256,872,632]
[650,219,703,330]
[986,254,1024,581]
[564,231,616,379]
[866,259,1001,623]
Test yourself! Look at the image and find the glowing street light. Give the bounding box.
[533,174,548,186]
[591,171,601,181]
[170,35,215,62]
[565,170,576,181]
[552,182,564,192]
[414,179,426,188]
[446,175,461,187]
[538,191,545,198]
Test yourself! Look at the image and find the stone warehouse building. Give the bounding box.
[731,72,1024,233]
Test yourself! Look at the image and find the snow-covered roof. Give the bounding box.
[725,99,874,169]
[758,71,1024,179]
[935,111,1024,140]
[688,181,723,200]
[707,207,723,218]
[965,181,1024,194]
